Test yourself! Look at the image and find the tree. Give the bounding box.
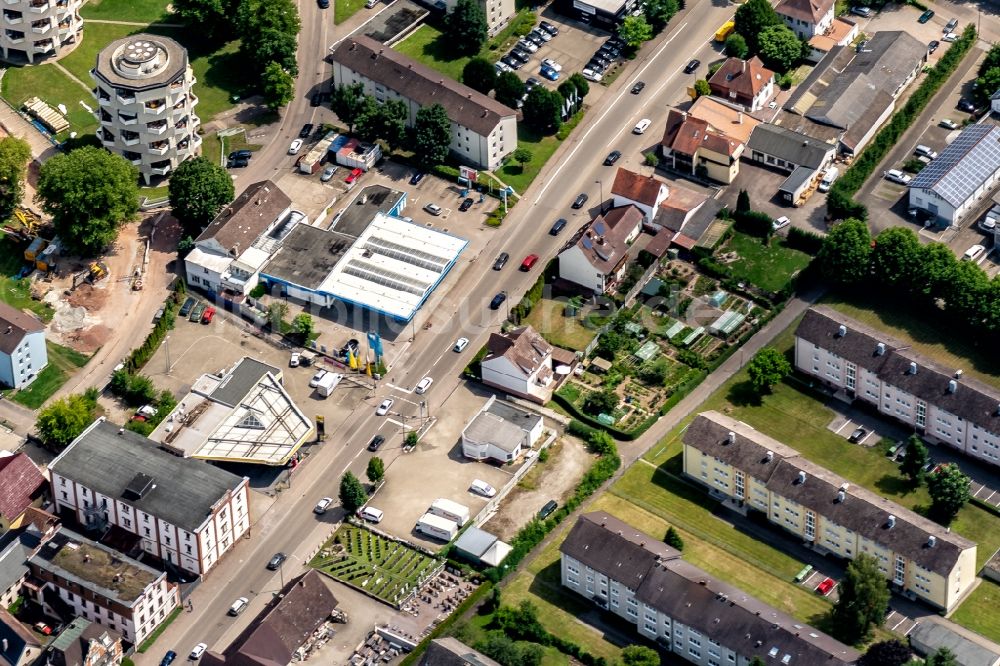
[494,72,526,109]
[330,83,367,132]
[0,136,31,220]
[693,79,711,98]
[173,0,231,36]
[291,313,314,341]
[871,227,921,290]
[36,392,97,449]
[37,146,138,255]
[411,104,452,169]
[621,645,660,666]
[757,24,802,72]
[638,360,668,385]
[462,57,497,94]
[568,72,590,98]
[582,389,618,415]
[859,640,912,666]
[927,648,958,666]
[664,526,684,550]
[262,61,294,109]
[512,147,533,170]
[733,0,781,53]
[356,97,408,150]
[448,0,488,56]
[817,218,871,286]
[980,44,1000,78]
[643,0,678,30]
[913,242,957,301]
[236,0,301,77]
[899,435,929,485]
[267,301,288,328]
[975,67,1000,106]
[339,472,368,513]
[736,189,751,215]
[366,456,385,484]
[927,463,971,524]
[746,347,791,393]
[522,86,562,133]
[619,14,652,48]
[725,33,749,58]
[831,554,890,643]
[168,156,235,237]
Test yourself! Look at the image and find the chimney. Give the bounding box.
[797,470,806,484]
[837,490,846,503]
[726,431,736,444]
[742,59,746,73]
[876,342,885,355]
[118,428,124,436]
[948,380,957,393]
[887,515,896,528]
[4,325,10,334]
[955,369,963,378]
[681,111,688,120]
[765,450,774,462]
[837,324,847,337]
[928,535,936,547]
[737,112,743,124]
[908,362,917,375]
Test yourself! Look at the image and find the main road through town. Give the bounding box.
[135,0,739,659]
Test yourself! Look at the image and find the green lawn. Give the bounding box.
[950,580,1000,645]
[0,65,97,138]
[0,238,54,321]
[335,0,368,23]
[81,0,172,22]
[497,125,565,194]
[723,231,812,293]
[524,298,599,351]
[201,132,223,166]
[9,341,90,409]
[59,22,137,85]
[394,24,470,82]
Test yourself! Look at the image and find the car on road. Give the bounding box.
[581,68,602,82]
[415,376,433,394]
[928,39,939,53]
[189,303,204,322]
[318,0,329,6]
[368,435,385,451]
[604,150,621,166]
[266,552,287,570]
[958,98,978,113]
[309,369,327,388]
[459,197,474,212]
[227,157,248,168]
[298,123,314,138]
[772,216,790,231]
[321,165,338,182]
[550,218,567,235]
[633,118,651,134]
[453,337,469,352]
[538,500,558,519]
[489,292,507,310]
[631,81,645,94]
[918,9,934,22]
[345,167,363,184]
[493,252,509,270]
[160,651,177,666]
[228,149,252,161]
[939,118,958,129]
[816,578,835,596]
[201,307,215,324]
[539,20,559,35]
[179,297,195,317]
[572,193,588,209]
[289,351,300,367]
[540,65,559,81]
[541,58,562,72]
[520,254,539,270]
[227,597,249,616]
[288,139,303,154]
[424,203,443,216]
[409,171,425,185]
[884,169,911,185]
[848,427,868,443]
[314,497,333,514]
[850,6,872,16]
[683,59,700,74]
[942,32,958,42]
[470,479,497,497]
[376,399,394,416]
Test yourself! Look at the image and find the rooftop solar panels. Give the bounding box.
[910,125,1000,208]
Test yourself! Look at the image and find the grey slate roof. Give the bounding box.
[0,606,40,665]
[210,357,280,407]
[454,527,498,559]
[746,124,834,169]
[796,306,1000,435]
[562,512,859,665]
[684,412,975,576]
[0,301,44,355]
[420,638,501,666]
[910,621,1000,666]
[195,180,291,254]
[0,526,39,597]
[50,419,247,532]
[909,124,1000,208]
[846,31,926,95]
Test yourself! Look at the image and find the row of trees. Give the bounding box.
[973,43,1000,107]
[730,0,809,72]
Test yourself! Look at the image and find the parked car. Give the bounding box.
[415,377,433,394]
[539,20,559,35]
[855,39,869,53]
[850,6,872,16]
[314,497,333,514]
[958,98,978,113]
[228,149,252,161]
[517,38,539,53]
[160,651,177,666]
[530,28,551,42]
[365,0,378,7]
[266,552,287,570]
[289,351,301,367]
[309,369,328,388]
[944,17,958,31]
[227,157,249,168]
[915,144,938,159]
[298,123,314,138]
[633,118,651,134]
[189,303,205,322]
[572,193,588,209]
[489,292,507,310]
[816,578,835,596]
[942,32,958,42]
[453,337,469,352]
[320,165,338,182]
[581,68,602,82]
[589,54,610,68]
[604,150,621,166]
[227,597,249,616]
[848,427,868,443]
[34,623,52,635]
[495,61,511,74]
[459,197,474,212]
[179,297,195,317]
[376,399,394,416]
[288,138,303,154]
[525,77,541,90]
[509,48,530,63]
[884,169,911,185]
[311,91,323,106]
[368,435,385,451]
[928,39,940,53]
[598,44,620,59]
[939,118,958,129]
[541,58,562,72]
[772,216,791,231]
[550,218,567,235]
[631,81,645,94]
[424,203,443,216]
[470,479,497,497]
[200,307,215,324]
[538,500,558,519]
[344,167,362,184]
[540,65,559,81]
[501,55,523,70]
[963,244,986,261]
[493,252,509,270]
[917,9,934,23]
[684,59,700,74]
[359,506,384,523]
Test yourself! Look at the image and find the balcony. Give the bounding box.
[122,151,142,166]
[4,11,23,24]
[31,19,50,33]
[117,112,137,126]
[32,38,53,52]
[148,140,169,155]
[146,120,167,135]
[28,0,51,13]
[99,109,112,125]
[121,130,139,146]
[96,88,111,106]
[149,160,172,176]
[5,29,24,42]
[143,99,166,115]
[98,128,114,145]
[222,271,248,291]
[116,90,135,105]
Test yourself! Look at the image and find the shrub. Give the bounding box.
[786,226,824,254]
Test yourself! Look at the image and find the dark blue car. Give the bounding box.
[160,651,177,666]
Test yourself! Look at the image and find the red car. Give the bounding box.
[201,307,216,324]
[816,578,835,596]
[345,168,363,184]
[520,254,539,271]
[34,622,52,635]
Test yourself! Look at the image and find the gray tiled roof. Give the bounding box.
[910,124,1000,208]
[421,638,501,666]
[746,124,834,169]
[0,301,44,355]
[50,419,247,532]
[195,180,291,254]
[0,527,39,597]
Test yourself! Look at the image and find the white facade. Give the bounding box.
[611,186,667,223]
[481,353,555,402]
[557,244,626,294]
[461,395,544,462]
[439,0,514,36]
[778,3,834,38]
[0,0,82,64]
[908,177,989,226]
[0,327,47,390]
[93,35,201,184]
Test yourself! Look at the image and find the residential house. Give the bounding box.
[805,18,859,62]
[744,123,835,204]
[775,0,834,39]
[43,618,123,666]
[682,410,978,611]
[660,109,743,184]
[201,570,337,666]
[184,180,295,302]
[689,96,759,145]
[461,395,544,462]
[49,418,250,577]
[560,512,860,666]
[0,525,44,609]
[795,306,1000,470]
[480,326,575,403]
[329,36,518,171]
[908,124,1000,225]
[557,205,643,294]
[26,527,180,645]
[0,452,46,531]
[708,57,775,112]
[433,0,514,36]
[610,168,668,223]
[0,302,47,390]
[420,638,501,666]
[0,607,41,666]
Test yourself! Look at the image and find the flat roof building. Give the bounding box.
[461,395,544,462]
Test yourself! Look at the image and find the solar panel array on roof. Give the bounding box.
[594,220,608,235]
[363,237,449,272]
[582,235,593,250]
[344,260,430,295]
[910,125,1000,208]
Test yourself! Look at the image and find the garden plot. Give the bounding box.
[311,524,442,608]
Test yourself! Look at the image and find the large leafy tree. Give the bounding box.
[366,456,385,484]
[927,463,971,524]
[494,72,526,109]
[448,0,488,56]
[694,79,711,97]
[236,0,300,76]
[871,227,921,289]
[830,553,890,643]
[0,136,31,220]
[817,218,871,286]
[37,146,138,255]
[734,0,781,54]
[582,389,618,415]
[927,648,959,666]
[522,87,563,133]
[725,33,749,58]
[942,259,990,327]
[643,0,678,31]
[339,471,368,513]
[168,156,235,237]
[568,72,590,97]
[746,347,791,393]
[859,640,911,666]
[757,24,802,72]
[412,104,452,169]
[975,67,1000,105]
[621,645,660,666]
[355,97,409,151]
[619,15,653,48]
[330,83,367,133]
[899,435,929,485]
[36,392,98,449]
[462,57,497,94]
[172,0,235,38]
[262,61,295,109]
[912,242,957,301]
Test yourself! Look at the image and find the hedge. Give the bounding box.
[124,280,185,374]
[786,227,824,255]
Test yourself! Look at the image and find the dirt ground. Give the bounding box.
[485,436,596,540]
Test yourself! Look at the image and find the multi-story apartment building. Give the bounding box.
[0,301,48,390]
[561,512,860,666]
[48,419,250,578]
[329,36,517,171]
[0,0,82,64]
[682,411,977,611]
[795,306,1000,468]
[431,0,513,35]
[26,527,179,645]
[92,34,200,184]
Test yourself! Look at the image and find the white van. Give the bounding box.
[963,244,986,261]
[359,506,384,523]
[818,167,839,193]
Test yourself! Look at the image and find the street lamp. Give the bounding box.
[502,290,510,321]
[595,179,604,213]
[163,336,171,375]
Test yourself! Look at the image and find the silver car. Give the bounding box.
[320,165,338,182]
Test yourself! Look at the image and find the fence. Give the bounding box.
[471,427,558,528]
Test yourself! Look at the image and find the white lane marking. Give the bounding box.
[387,383,413,394]
[386,418,407,428]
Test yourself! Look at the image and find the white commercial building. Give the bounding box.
[0,0,82,63]
[92,35,201,184]
[0,302,47,390]
[49,419,250,578]
[461,395,543,462]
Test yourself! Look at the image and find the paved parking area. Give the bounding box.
[721,161,829,233]
[799,569,840,603]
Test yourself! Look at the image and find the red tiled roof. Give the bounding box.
[661,110,740,158]
[644,230,676,258]
[0,453,44,521]
[611,168,666,206]
[708,57,774,102]
[775,0,833,24]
